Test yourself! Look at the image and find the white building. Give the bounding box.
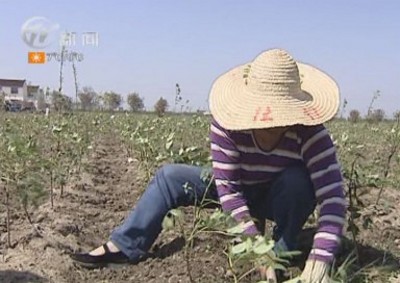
[0,79,44,110]
[27,85,42,105]
[0,79,28,101]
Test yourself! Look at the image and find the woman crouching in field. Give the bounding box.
[71,48,346,283]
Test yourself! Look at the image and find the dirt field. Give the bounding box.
[1,132,399,283]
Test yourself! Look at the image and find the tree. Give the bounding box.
[373,109,385,122]
[36,90,47,111]
[154,97,168,117]
[367,90,381,117]
[0,92,5,111]
[340,98,348,119]
[174,83,182,112]
[394,110,400,121]
[367,108,385,123]
[348,109,361,123]
[127,92,144,112]
[93,94,103,110]
[51,91,72,111]
[45,87,51,100]
[102,91,122,111]
[78,86,97,111]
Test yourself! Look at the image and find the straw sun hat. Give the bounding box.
[209,48,340,130]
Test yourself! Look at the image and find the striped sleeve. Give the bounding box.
[300,124,347,263]
[210,119,259,235]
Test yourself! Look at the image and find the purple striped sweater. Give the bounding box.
[210,119,346,263]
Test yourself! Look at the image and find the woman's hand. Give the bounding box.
[258,265,278,282]
[299,260,330,283]
[261,260,330,283]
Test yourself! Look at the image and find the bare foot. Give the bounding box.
[89,241,120,255]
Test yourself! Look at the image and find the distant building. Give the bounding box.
[27,84,46,109]
[0,79,28,101]
[0,79,44,110]
[27,85,40,100]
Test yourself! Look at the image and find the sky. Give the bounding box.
[1,0,399,116]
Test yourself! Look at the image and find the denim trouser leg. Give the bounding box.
[110,164,216,261]
[246,165,316,250]
[111,163,316,261]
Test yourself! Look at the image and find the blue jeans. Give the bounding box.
[110,164,316,261]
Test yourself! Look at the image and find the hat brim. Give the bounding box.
[209,62,340,130]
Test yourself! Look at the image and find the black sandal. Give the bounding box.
[70,244,130,268]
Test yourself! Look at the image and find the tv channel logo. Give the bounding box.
[21,17,60,49]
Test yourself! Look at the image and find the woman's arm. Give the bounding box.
[300,124,347,264]
[210,120,259,235]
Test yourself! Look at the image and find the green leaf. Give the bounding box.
[165,140,173,150]
[185,146,198,152]
[278,250,302,258]
[169,208,184,222]
[270,263,286,271]
[231,241,247,254]
[167,132,174,140]
[162,215,174,230]
[52,126,62,133]
[282,277,303,283]
[245,237,253,251]
[253,238,274,255]
[227,223,245,234]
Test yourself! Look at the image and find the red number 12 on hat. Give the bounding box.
[253,106,273,122]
